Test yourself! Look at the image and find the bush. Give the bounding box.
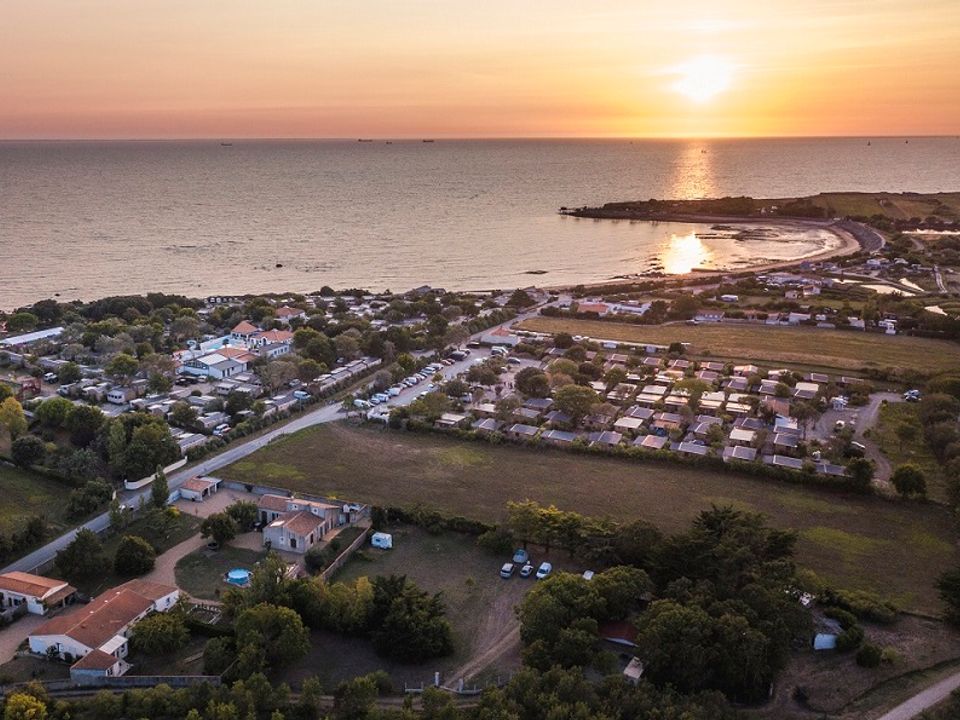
[821,588,898,624]
[477,527,514,555]
[856,643,882,668]
[835,625,865,652]
[823,606,858,630]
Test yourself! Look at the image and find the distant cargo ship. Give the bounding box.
[422,139,435,143]
[358,138,373,142]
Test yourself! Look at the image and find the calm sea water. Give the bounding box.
[2,138,959,308]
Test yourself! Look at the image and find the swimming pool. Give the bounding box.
[226,568,252,585]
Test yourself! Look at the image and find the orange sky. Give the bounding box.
[3,0,959,138]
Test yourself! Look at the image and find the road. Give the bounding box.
[1,307,542,575]
[934,265,947,293]
[874,669,960,720]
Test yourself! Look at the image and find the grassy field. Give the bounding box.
[175,545,268,600]
[517,316,960,374]
[221,423,960,613]
[0,465,98,554]
[871,403,946,501]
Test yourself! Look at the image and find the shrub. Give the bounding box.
[477,527,514,555]
[856,643,882,668]
[835,625,864,652]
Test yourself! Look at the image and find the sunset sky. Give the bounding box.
[3,0,959,139]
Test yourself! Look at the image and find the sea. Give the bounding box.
[2,137,959,309]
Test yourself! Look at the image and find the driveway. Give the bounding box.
[0,613,49,663]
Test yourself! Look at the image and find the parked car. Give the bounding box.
[513,549,529,564]
[846,440,867,458]
[507,357,522,365]
[500,562,515,579]
[387,386,402,397]
[42,372,58,383]
[833,420,846,432]
[535,562,553,580]
[582,570,595,581]
[520,562,535,578]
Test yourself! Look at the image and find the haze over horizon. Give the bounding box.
[3,0,960,139]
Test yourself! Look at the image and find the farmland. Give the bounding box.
[517,316,960,374]
[221,423,959,613]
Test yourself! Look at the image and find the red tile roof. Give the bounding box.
[71,648,120,671]
[0,571,70,599]
[232,321,259,334]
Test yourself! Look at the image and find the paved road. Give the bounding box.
[1,308,541,575]
[875,670,960,720]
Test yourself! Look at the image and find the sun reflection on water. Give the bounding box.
[662,232,713,274]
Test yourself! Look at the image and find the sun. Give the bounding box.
[670,54,736,103]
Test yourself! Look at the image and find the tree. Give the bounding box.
[553,332,573,349]
[552,384,598,423]
[515,368,550,398]
[226,500,259,530]
[334,333,361,361]
[7,312,39,333]
[124,421,179,480]
[506,289,535,308]
[55,528,109,582]
[11,435,46,468]
[130,611,189,655]
[151,466,170,508]
[891,464,927,498]
[169,401,197,429]
[369,576,453,662]
[201,512,239,546]
[0,397,28,440]
[895,422,919,452]
[846,457,875,491]
[236,603,310,669]
[259,360,299,393]
[105,352,139,384]
[333,675,378,720]
[34,397,73,429]
[114,535,156,576]
[66,404,104,447]
[407,391,450,421]
[298,358,323,383]
[57,361,82,385]
[3,692,47,720]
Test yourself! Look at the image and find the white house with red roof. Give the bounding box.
[0,572,76,616]
[274,306,307,325]
[29,579,179,679]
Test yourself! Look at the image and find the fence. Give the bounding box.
[0,674,221,695]
[320,525,372,582]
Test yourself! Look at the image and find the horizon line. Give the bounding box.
[1,134,957,143]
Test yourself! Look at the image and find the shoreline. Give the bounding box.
[543,215,864,291]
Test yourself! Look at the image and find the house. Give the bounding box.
[0,572,76,616]
[624,406,655,421]
[613,416,645,435]
[541,429,577,446]
[793,381,820,400]
[264,511,326,553]
[436,412,469,429]
[471,418,502,435]
[29,580,179,680]
[274,306,307,325]
[623,657,645,685]
[106,387,137,405]
[694,311,725,323]
[589,430,623,448]
[179,476,221,502]
[575,301,610,315]
[763,454,805,470]
[543,410,573,427]
[480,326,520,347]
[506,423,539,441]
[674,441,709,457]
[634,434,669,451]
[231,321,260,342]
[773,433,800,451]
[728,427,756,446]
[723,445,758,463]
[524,397,554,413]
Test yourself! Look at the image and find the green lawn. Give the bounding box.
[871,402,946,501]
[0,465,82,537]
[221,423,960,614]
[517,316,960,375]
[53,510,202,596]
[174,542,267,600]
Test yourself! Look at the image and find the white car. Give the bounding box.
[535,562,553,580]
[387,386,402,397]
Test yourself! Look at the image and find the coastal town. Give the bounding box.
[1,194,960,719]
